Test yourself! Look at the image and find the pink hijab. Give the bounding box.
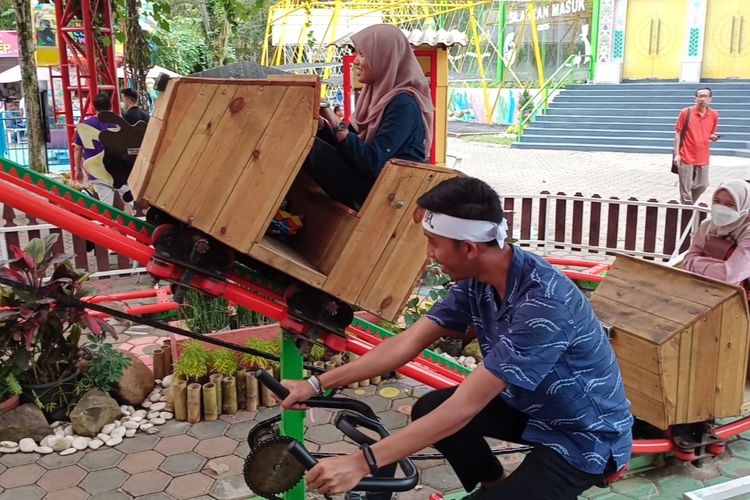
[350,24,434,154]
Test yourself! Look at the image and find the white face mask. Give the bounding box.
[711,204,744,227]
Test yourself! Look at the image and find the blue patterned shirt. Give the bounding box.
[426,247,633,474]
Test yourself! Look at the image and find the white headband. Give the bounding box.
[422,210,508,248]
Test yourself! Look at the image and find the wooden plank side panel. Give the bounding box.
[249,237,326,288]
[212,86,318,252]
[618,358,664,402]
[686,311,722,423]
[172,85,289,229]
[627,387,669,430]
[357,169,457,322]
[676,327,694,423]
[715,297,750,417]
[610,329,662,375]
[149,84,235,214]
[589,294,683,345]
[659,337,680,425]
[323,166,430,304]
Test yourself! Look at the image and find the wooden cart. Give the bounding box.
[590,255,750,430]
[129,75,457,323]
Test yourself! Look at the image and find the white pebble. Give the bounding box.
[34,446,53,454]
[158,395,167,402]
[105,437,123,447]
[160,412,174,420]
[40,436,53,447]
[147,412,160,420]
[139,423,153,431]
[142,400,152,408]
[465,356,476,365]
[63,425,74,436]
[155,379,162,385]
[133,410,147,418]
[151,417,166,425]
[150,402,166,411]
[50,437,70,452]
[88,439,103,450]
[59,448,77,456]
[72,437,88,450]
[0,441,18,448]
[19,438,36,453]
[64,435,75,444]
[161,375,173,388]
[113,420,121,427]
[54,427,64,436]
[125,428,136,438]
[130,416,143,423]
[144,427,159,435]
[458,355,466,363]
[0,447,19,453]
[97,433,110,442]
[110,427,126,439]
[149,393,161,402]
[101,423,115,435]
[50,421,63,429]
[123,421,139,430]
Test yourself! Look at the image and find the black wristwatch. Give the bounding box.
[360,444,378,474]
[335,121,348,133]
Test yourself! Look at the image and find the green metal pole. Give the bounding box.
[589,0,601,82]
[280,330,306,500]
[497,0,507,84]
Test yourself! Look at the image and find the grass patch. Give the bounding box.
[460,134,516,147]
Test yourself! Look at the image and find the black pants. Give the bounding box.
[412,388,615,499]
[301,134,373,210]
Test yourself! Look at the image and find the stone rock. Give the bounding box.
[64,435,75,444]
[123,421,139,429]
[143,427,159,435]
[142,400,152,408]
[160,412,174,420]
[130,416,143,423]
[101,423,115,435]
[125,428,136,438]
[116,352,154,405]
[0,404,52,443]
[19,438,36,452]
[35,446,53,454]
[462,339,483,361]
[151,417,166,425]
[49,436,70,452]
[88,439,103,450]
[96,433,109,442]
[149,392,161,402]
[63,425,73,436]
[50,421,63,429]
[139,423,153,431]
[161,375,173,388]
[72,437,88,450]
[0,446,19,453]
[110,426,126,440]
[40,436,52,447]
[69,389,122,438]
[105,436,123,447]
[0,441,17,448]
[150,402,166,411]
[59,448,76,456]
[133,410,147,418]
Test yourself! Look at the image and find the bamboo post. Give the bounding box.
[324,361,336,372]
[370,375,382,385]
[162,345,173,376]
[209,373,223,415]
[235,369,247,410]
[359,377,370,387]
[261,367,277,407]
[187,383,202,423]
[165,387,174,413]
[246,371,259,412]
[152,349,166,381]
[222,376,238,414]
[202,383,218,421]
[347,354,360,388]
[331,354,343,367]
[172,380,188,421]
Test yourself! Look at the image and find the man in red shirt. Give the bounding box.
[674,87,720,204]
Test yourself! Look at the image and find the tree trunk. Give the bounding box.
[13,0,47,172]
[125,0,150,106]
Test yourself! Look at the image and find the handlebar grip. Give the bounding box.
[287,441,318,469]
[254,369,290,399]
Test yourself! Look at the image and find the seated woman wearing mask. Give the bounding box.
[683,180,750,296]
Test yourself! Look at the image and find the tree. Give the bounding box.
[12,0,47,172]
[124,0,151,105]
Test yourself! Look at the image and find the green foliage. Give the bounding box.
[240,337,279,370]
[209,348,239,376]
[309,343,325,362]
[0,369,22,400]
[0,235,114,389]
[180,290,270,334]
[152,16,208,75]
[402,262,452,328]
[174,340,210,379]
[79,335,132,393]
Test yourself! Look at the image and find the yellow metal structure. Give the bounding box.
[702,0,750,79]
[623,0,687,80]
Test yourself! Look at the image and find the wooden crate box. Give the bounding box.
[130,76,457,322]
[589,255,750,429]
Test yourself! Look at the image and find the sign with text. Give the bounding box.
[0,31,18,58]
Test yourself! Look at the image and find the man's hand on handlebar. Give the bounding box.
[307,453,370,496]
[277,380,317,410]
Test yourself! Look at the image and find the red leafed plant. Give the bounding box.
[0,234,115,387]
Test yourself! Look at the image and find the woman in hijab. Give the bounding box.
[683,179,750,291]
[303,24,434,210]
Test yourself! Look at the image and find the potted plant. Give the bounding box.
[0,235,115,419]
[173,340,210,382]
[209,349,239,377]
